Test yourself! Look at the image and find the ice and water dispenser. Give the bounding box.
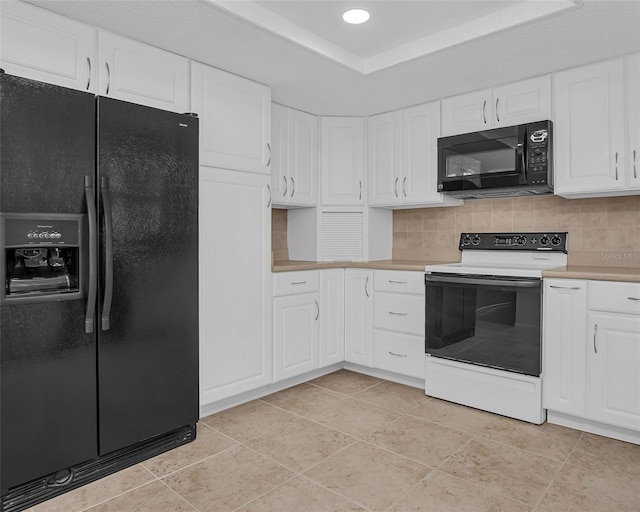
[1,213,85,303]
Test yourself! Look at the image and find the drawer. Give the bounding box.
[373,330,424,379]
[273,270,319,297]
[374,270,425,295]
[589,281,640,315]
[374,292,425,336]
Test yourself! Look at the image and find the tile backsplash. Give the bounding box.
[272,208,288,261]
[393,195,640,267]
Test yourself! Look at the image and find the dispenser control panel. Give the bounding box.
[3,216,80,247]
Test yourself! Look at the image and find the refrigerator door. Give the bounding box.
[0,73,97,492]
[96,97,199,455]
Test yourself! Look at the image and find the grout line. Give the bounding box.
[155,442,240,481]
[157,478,201,512]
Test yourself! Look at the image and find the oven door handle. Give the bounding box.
[425,274,540,288]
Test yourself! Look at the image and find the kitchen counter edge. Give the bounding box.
[272,260,455,273]
[542,266,640,283]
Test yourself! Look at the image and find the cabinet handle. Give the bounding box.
[365,276,370,298]
[495,97,500,123]
[402,177,407,197]
[550,285,582,290]
[315,300,319,321]
[290,281,306,285]
[266,184,271,208]
[615,152,619,180]
[593,323,598,354]
[359,180,362,201]
[105,62,110,95]
[628,297,640,301]
[86,57,92,90]
[388,311,408,316]
[291,177,295,197]
[388,351,408,358]
[394,177,399,198]
[267,143,272,167]
[283,176,288,197]
[482,100,487,124]
[388,280,407,284]
[634,149,637,179]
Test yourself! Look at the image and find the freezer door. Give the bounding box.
[96,97,199,455]
[0,73,97,492]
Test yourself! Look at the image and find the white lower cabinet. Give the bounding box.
[273,271,319,382]
[199,168,272,406]
[544,278,640,439]
[372,270,425,379]
[345,269,373,367]
[543,279,587,416]
[319,269,345,367]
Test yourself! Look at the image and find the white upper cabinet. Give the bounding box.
[270,104,317,206]
[441,75,551,136]
[553,57,636,197]
[287,108,318,206]
[98,31,189,113]
[626,53,640,190]
[0,1,96,92]
[192,61,271,174]
[367,110,403,206]
[368,103,461,208]
[320,117,365,205]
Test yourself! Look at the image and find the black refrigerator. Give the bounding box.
[0,72,199,512]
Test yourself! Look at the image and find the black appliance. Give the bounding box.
[0,72,199,512]
[437,120,553,199]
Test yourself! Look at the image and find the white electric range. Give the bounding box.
[424,232,568,424]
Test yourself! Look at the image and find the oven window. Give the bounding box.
[425,278,542,376]
[443,137,517,178]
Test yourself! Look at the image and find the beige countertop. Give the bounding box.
[272,259,455,273]
[542,266,640,283]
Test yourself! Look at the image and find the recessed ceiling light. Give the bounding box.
[342,8,370,25]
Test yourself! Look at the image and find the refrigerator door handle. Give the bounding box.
[84,175,98,333]
[101,176,114,331]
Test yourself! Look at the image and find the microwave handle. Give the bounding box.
[516,124,527,181]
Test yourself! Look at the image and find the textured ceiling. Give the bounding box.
[24,0,640,116]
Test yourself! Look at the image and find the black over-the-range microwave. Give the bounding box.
[437,120,553,199]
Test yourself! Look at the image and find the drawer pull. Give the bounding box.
[550,285,581,290]
[388,280,408,285]
[388,311,408,316]
[628,297,640,301]
[290,281,307,285]
[388,351,407,358]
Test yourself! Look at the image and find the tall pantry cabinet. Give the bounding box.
[192,63,273,409]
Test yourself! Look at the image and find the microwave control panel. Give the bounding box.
[526,121,552,185]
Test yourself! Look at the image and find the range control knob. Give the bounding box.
[462,235,471,246]
[515,235,527,246]
[540,235,550,246]
[551,235,562,246]
[471,235,481,246]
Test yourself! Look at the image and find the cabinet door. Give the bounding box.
[321,117,365,205]
[493,75,551,128]
[542,279,587,416]
[626,53,640,189]
[441,89,491,136]
[554,59,626,195]
[368,111,402,206]
[273,293,319,381]
[345,269,373,366]
[0,1,96,92]
[287,108,318,206]
[587,313,640,431]
[319,269,345,367]
[98,31,189,113]
[192,61,271,173]
[402,101,460,206]
[199,168,272,405]
[271,103,288,204]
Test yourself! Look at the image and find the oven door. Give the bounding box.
[425,272,542,376]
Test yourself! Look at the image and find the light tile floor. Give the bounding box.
[31,370,640,512]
